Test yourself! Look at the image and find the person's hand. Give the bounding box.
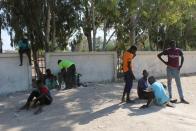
[131,73,135,80]
[178,65,182,70]
[164,61,168,66]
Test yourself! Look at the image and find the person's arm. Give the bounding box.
[179,50,184,70]
[157,51,168,65]
[128,61,135,80]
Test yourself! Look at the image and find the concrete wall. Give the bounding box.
[45,52,117,82]
[133,51,196,79]
[0,53,32,95]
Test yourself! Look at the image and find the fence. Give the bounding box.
[0,53,32,95]
[45,52,117,82]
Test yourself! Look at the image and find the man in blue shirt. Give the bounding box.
[137,70,149,99]
[18,36,32,66]
[140,76,176,109]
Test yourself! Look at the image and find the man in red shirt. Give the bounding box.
[19,80,53,114]
[157,40,189,104]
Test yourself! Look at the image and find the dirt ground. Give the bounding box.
[0,76,196,131]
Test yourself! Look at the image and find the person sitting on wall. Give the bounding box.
[140,76,177,109]
[18,35,32,66]
[44,69,59,90]
[137,70,149,99]
[19,80,53,114]
[57,59,76,89]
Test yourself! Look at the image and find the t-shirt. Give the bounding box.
[18,39,30,49]
[137,78,148,98]
[58,60,75,69]
[163,48,183,68]
[138,78,148,91]
[39,86,49,94]
[122,51,134,72]
[150,82,169,105]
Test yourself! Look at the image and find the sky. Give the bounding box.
[2,30,15,51]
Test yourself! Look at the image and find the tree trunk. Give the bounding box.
[0,28,2,53]
[30,32,42,79]
[45,4,51,52]
[103,20,107,50]
[0,21,2,53]
[92,1,96,51]
[51,11,56,51]
[86,31,93,51]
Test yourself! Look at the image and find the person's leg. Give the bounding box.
[19,49,24,66]
[173,69,189,104]
[34,94,52,115]
[62,69,69,89]
[69,64,76,88]
[167,67,173,98]
[126,78,133,102]
[20,90,40,110]
[122,72,129,102]
[25,49,32,65]
[140,91,154,109]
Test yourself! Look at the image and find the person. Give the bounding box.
[44,69,59,90]
[18,36,32,66]
[140,76,176,109]
[121,45,137,103]
[58,59,76,89]
[19,80,53,114]
[157,40,189,104]
[137,70,149,99]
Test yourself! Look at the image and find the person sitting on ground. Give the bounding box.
[18,36,32,66]
[19,80,53,114]
[58,59,76,89]
[137,70,149,99]
[44,69,58,90]
[140,76,177,109]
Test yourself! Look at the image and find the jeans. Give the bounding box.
[167,67,184,99]
[122,71,133,100]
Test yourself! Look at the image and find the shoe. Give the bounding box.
[121,98,125,103]
[140,105,148,109]
[126,99,135,103]
[180,99,189,104]
[170,99,177,103]
[19,64,22,66]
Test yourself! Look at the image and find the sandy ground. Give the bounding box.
[0,76,196,131]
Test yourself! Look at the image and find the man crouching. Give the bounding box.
[140,76,176,109]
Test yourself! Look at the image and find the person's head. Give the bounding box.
[169,40,176,49]
[128,45,137,54]
[148,76,156,85]
[46,69,52,75]
[58,60,62,65]
[36,79,44,88]
[143,70,149,79]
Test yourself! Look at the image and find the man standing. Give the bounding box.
[157,40,189,104]
[58,59,76,89]
[121,45,137,103]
